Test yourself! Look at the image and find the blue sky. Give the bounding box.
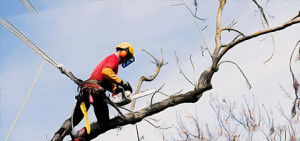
[1,0,300,140]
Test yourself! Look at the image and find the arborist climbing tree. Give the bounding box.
[51,42,135,141]
[1,18,154,141]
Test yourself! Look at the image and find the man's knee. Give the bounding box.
[61,119,72,132]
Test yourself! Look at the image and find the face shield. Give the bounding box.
[122,57,135,68]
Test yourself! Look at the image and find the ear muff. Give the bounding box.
[119,50,127,58]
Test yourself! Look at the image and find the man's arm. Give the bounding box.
[102,67,131,92]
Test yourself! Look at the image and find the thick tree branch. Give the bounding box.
[92,83,212,135]
[213,0,226,56]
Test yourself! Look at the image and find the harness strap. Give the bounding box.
[81,83,104,91]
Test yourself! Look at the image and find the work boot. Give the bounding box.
[75,137,86,141]
[51,133,63,141]
[71,128,86,141]
[51,128,69,141]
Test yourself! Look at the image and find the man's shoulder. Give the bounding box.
[102,54,118,65]
[106,54,118,61]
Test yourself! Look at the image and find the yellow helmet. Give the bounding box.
[116,42,134,57]
[116,42,135,68]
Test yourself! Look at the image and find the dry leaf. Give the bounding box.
[293,78,299,94]
[223,98,227,103]
[292,104,296,118]
[201,135,209,141]
[185,114,193,118]
[295,50,300,62]
[248,108,255,120]
[269,126,275,135]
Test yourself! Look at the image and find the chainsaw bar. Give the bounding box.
[112,89,156,107]
[130,89,156,99]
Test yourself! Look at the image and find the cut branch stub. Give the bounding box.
[131,49,165,111]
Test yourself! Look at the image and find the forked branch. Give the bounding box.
[131,49,165,110]
[217,12,300,63]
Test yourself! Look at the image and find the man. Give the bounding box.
[51,42,135,141]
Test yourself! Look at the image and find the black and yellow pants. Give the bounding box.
[56,87,109,140]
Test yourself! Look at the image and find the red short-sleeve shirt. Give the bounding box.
[89,54,119,81]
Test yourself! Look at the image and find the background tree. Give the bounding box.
[104,0,300,136]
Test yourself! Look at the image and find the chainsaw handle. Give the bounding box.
[120,87,127,100]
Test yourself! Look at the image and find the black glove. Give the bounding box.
[120,81,132,93]
[114,86,123,95]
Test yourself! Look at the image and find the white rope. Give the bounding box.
[5,59,45,141]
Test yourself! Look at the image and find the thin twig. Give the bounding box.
[222,28,246,37]
[178,0,206,21]
[279,84,292,100]
[252,0,276,64]
[150,84,165,107]
[158,89,183,97]
[178,0,211,58]
[175,52,197,87]
[276,103,295,136]
[144,119,174,130]
[190,55,197,87]
[218,60,251,89]
[136,124,140,141]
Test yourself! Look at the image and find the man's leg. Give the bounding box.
[72,94,109,141]
[51,100,90,141]
[88,94,109,140]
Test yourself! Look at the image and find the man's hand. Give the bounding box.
[120,81,132,93]
[114,86,123,95]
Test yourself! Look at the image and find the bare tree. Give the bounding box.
[92,0,300,137]
[161,18,300,141]
[165,92,300,141]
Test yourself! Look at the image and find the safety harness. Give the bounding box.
[79,80,127,117]
[70,79,127,140]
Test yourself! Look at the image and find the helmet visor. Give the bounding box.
[122,57,135,68]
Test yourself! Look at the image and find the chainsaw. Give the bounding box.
[111,88,156,107]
